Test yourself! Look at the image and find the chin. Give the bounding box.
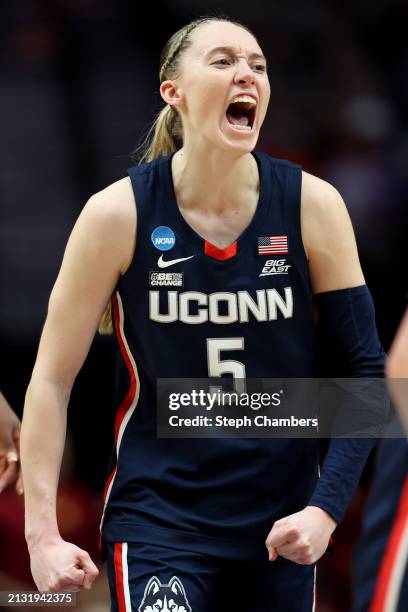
[218,117,260,154]
[220,133,259,156]
[196,121,260,156]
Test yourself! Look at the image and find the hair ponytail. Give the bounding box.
[98,301,114,335]
[138,104,183,164]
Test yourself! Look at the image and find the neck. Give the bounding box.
[171,143,259,214]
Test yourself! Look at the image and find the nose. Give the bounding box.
[234,59,255,86]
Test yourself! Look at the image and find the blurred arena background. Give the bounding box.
[0,1,407,610]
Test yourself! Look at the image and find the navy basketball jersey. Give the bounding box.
[101,151,320,560]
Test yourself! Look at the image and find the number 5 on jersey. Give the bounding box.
[207,338,246,394]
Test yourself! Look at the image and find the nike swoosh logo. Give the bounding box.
[157,254,195,268]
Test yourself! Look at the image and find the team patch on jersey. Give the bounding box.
[138,576,192,612]
[150,272,184,287]
[151,226,176,251]
[258,235,288,255]
[259,258,291,277]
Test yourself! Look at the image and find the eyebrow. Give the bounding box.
[204,46,267,63]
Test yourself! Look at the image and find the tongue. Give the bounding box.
[227,112,250,127]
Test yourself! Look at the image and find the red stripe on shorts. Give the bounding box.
[114,543,127,612]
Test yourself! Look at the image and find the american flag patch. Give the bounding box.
[258,235,288,255]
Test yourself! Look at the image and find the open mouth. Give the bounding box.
[226,98,257,131]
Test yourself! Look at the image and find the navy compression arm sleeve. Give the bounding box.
[308,284,387,524]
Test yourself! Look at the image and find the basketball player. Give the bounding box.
[20,17,386,611]
[353,308,408,612]
[0,391,22,494]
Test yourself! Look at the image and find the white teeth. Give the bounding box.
[231,95,257,107]
[229,124,252,131]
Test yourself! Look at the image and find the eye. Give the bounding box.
[212,57,231,67]
[253,64,267,73]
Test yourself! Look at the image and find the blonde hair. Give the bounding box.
[98,16,254,335]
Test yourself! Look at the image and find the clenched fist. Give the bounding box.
[29,535,99,592]
[265,506,336,565]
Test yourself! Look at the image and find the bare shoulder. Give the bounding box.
[80,176,136,273]
[300,170,365,292]
[300,171,354,257]
[86,176,135,224]
[301,170,345,217]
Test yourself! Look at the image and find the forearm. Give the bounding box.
[310,285,387,524]
[20,375,70,549]
[309,437,375,524]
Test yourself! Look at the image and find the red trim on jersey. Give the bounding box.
[100,464,118,551]
[114,543,127,612]
[370,475,408,612]
[103,466,117,500]
[204,239,237,261]
[100,292,139,542]
[112,293,137,444]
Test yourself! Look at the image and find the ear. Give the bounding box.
[160,81,184,109]
[144,576,161,597]
[169,576,186,597]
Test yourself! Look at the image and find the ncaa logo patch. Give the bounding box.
[151,226,176,251]
[138,576,192,611]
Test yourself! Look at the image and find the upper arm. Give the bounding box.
[31,176,136,391]
[301,171,365,295]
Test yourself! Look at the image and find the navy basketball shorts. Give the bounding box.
[105,541,316,612]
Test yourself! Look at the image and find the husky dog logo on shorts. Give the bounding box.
[138,576,192,611]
